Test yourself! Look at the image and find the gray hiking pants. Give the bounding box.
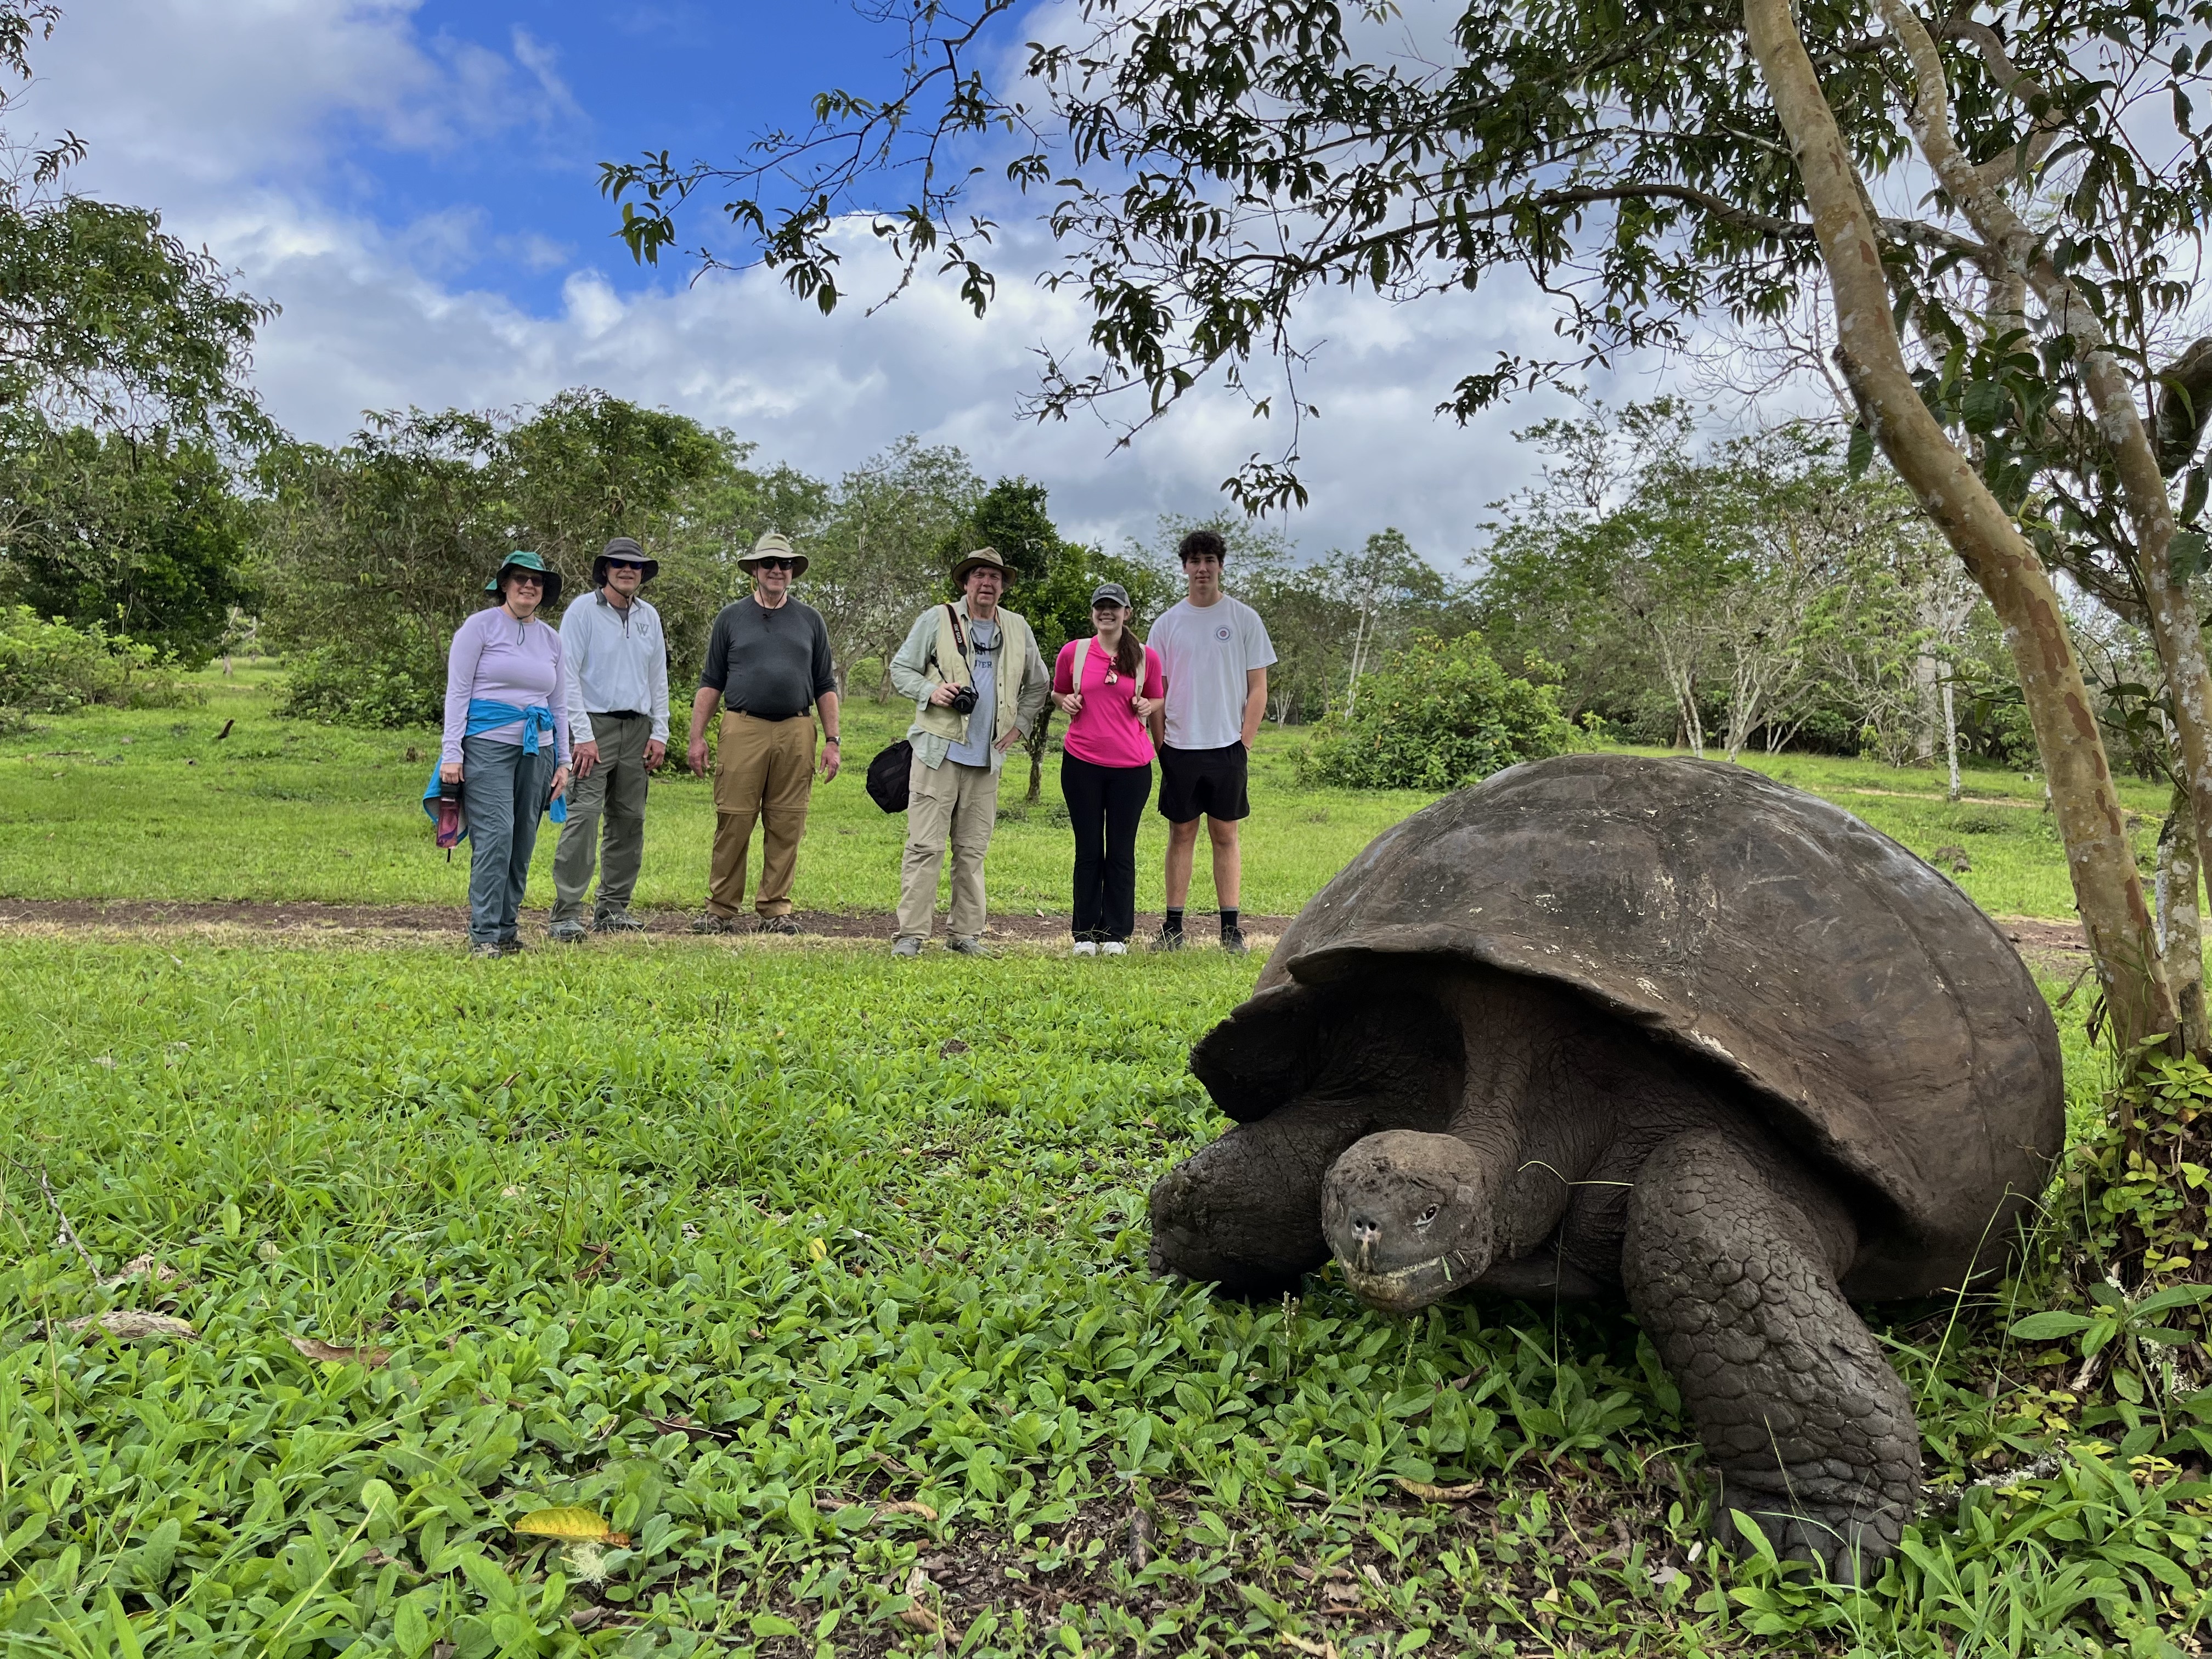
[551,712,653,922]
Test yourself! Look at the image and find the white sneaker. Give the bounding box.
[1073,940,1099,956]
[1101,941,1128,956]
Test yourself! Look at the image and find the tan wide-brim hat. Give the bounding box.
[951,545,1009,586]
[738,531,809,577]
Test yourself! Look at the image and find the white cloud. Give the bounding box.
[15,0,1601,565]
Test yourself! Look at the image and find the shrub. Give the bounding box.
[279,642,442,729]
[1296,630,1579,791]
[0,605,199,723]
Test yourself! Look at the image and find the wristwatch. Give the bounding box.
[823,736,840,746]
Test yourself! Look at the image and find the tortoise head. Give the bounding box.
[1321,1130,1493,1312]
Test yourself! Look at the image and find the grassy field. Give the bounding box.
[0,667,2175,923]
[0,670,1426,922]
[2,935,2202,1658]
[3,672,2205,1655]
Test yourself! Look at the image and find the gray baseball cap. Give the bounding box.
[1091,582,1132,608]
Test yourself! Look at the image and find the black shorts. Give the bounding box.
[1157,742,1250,823]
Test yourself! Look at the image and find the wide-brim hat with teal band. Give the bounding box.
[484,550,562,607]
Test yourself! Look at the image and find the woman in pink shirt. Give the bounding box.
[1051,582,1165,955]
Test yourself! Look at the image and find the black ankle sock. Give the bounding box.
[1221,908,1240,934]
[1164,907,1185,935]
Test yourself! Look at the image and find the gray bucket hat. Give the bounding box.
[738,531,809,577]
[593,535,659,586]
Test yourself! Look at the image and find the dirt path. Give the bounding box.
[0,896,2091,977]
[0,898,1294,946]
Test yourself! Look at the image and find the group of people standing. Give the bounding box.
[431,528,1274,958]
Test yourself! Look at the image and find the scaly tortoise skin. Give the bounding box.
[1148,754,2062,1578]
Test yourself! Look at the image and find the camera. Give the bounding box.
[947,685,979,715]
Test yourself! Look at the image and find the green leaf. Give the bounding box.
[2182,465,2208,526]
[2006,1311,2095,1341]
[1846,422,1875,481]
[751,1612,802,1638]
[2171,529,2210,583]
[393,1597,432,1659]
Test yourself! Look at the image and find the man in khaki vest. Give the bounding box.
[886,546,1051,956]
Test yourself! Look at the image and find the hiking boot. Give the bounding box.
[1220,927,1249,956]
[946,935,997,958]
[593,910,647,933]
[891,935,923,958]
[468,941,504,960]
[1149,929,1186,953]
[755,914,802,936]
[689,911,741,935]
[1073,939,1099,957]
[495,935,526,956]
[547,919,589,944]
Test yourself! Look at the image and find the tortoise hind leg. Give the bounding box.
[1149,1099,1383,1298]
[1622,1131,1918,1582]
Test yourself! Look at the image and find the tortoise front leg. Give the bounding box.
[1149,1099,1384,1298]
[1622,1131,1919,1582]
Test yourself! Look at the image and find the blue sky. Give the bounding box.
[313,2,917,311]
[19,1,1608,558]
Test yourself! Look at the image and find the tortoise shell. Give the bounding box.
[1192,754,2065,1298]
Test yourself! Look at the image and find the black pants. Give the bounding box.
[1062,753,1153,942]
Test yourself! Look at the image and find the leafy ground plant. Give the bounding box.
[1,938,2205,1656]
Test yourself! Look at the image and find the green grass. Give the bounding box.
[1,938,2204,1657]
[0,670,1424,919]
[1,670,2171,921]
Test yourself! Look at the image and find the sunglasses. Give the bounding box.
[506,572,545,586]
[605,558,646,571]
[754,557,797,571]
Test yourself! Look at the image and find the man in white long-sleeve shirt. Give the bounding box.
[550,538,670,939]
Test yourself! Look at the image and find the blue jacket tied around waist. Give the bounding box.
[420,700,568,838]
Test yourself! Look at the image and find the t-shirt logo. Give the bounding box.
[1215,625,1232,641]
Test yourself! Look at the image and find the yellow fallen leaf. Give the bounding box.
[1392,1476,1480,1501]
[874,1499,938,1521]
[289,1335,391,1369]
[513,1508,616,1541]
[899,1606,943,1635]
[61,1311,196,1341]
[1280,1638,1338,1659]
[808,1238,827,1262]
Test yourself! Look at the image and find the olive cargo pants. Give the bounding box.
[708,712,816,918]
[551,712,652,923]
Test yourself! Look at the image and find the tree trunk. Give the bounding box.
[1744,0,2178,1055]
[1025,713,1051,805]
[1942,675,1961,803]
[1874,0,2212,1059]
[2157,785,2208,1051]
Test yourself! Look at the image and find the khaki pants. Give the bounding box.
[896,754,1000,941]
[551,712,652,922]
[709,712,816,918]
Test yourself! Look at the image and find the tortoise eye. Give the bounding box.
[1415,1204,1441,1227]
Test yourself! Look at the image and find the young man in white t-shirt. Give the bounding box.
[1144,529,1277,953]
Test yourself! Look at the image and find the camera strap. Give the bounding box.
[945,603,969,667]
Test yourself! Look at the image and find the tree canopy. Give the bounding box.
[0,2,270,441]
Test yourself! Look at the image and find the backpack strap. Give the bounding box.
[1072,635,1091,690]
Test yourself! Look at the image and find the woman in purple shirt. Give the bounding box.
[440,552,572,955]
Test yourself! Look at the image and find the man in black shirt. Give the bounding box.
[686,533,842,933]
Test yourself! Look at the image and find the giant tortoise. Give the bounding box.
[1148,754,2063,1576]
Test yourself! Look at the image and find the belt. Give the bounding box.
[592,709,646,720]
[732,709,808,722]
